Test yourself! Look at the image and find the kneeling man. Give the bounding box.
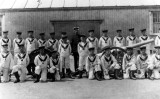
[34,46,50,83]
[101,46,122,80]
[12,44,30,83]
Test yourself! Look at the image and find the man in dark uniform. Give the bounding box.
[71,27,81,70]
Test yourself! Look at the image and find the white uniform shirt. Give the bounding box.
[58,42,71,57]
[101,55,117,70]
[25,37,38,53]
[86,37,99,49]
[113,36,125,47]
[47,39,59,51]
[99,36,112,49]
[34,54,50,68]
[0,52,13,69]
[58,39,70,45]
[86,55,100,72]
[50,57,60,70]
[137,54,150,69]
[78,42,89,57]
[149,54,160,68]
[122,54,137,70]
[155,36,160,46]
[0,38,12,52]
[13,38,25,53]
[14,53,30,67]
[126,35,138,46]
[38,39,47,48]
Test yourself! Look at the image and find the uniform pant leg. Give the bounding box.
[35,66,41,75]
[88,68,95,80]
[65,56,70,69]
[60,56,65,72]
[40,68,47,81]
[20,66,27,81]
[124,67,130,79]
[73,52,79,70]
[2,68,9,82]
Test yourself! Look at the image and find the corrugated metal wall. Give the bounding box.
[2,8,151,41]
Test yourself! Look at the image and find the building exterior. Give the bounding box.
[0,0,160,48]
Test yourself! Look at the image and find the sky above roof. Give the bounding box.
[0,0,160,9]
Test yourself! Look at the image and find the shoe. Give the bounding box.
[114,69,123,80]
[78,71,83,79]
[66,69,75,79]
[34,74,40,83]
[51,73,55,82]
[14,72,20,83]
[95,71,102,81]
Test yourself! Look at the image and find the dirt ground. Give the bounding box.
[0,77,160,99]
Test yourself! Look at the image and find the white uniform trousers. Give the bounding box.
[88,65,101,80]
[12,65,28,81]
[0,67,10,82]
[35,66,47,81]
[78,55,88,71]
[103,63,120,80]
[49,67,61,80]
[60,55,70,69]
[123,64,137,79]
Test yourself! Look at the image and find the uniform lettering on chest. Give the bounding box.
[79,42,87,50]
[102,37,108,43]
[28,38,34,44]
[39,55,47,64]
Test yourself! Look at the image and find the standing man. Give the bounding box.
[0,31,12,53]
[86,30,99,54]
[126,28,138,46]
[155,28,160,46]
[25,31,38,75]
[47,32,59,52]
[99,30,112,50]
[37,33,47,48]
[71,27,81,70]
[139,29,150,54]
[113,30,125,47]
[13,32,25,55]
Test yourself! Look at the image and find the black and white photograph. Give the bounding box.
[0,0,160,99]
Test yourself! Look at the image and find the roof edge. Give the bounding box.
[0,5,160,12]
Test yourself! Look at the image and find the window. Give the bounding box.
[150,11,160,35]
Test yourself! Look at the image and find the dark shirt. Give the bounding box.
[71,33,81,53]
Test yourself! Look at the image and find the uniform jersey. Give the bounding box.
[86,37,99,49]
[37,39,47,48]
[13,38,25,53]
[149,54,160,68]
[58,39,70,45]
[122,54,137,70]
[14,53,30,67]
[0,52,13,69]
[113,36,125,47]
[126,35,138,46]
[155,36,160,46]
[78,42,89,57]
[47,39,59,51]
[137,54,150,69]
[0,38,12,52]
[50,57,60,70]
[34,54,50,68]
[58,42,71,57]
[99,36,112,49]
[101,55,117,70]
[86,54,100,72]
[25,37,38,54]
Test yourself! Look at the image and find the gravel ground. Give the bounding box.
[0,77,160,99]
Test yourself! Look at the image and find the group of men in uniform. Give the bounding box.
[0,27,160,83]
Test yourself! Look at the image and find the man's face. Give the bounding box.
[105,50,111,56]
[127,49,133,55]
[50,34,55,39]
[141,31,146,36]
[80,37,85,42]
[40,35,45,40]
[103,33,107,37]
[157,48,160,55]
[117,31,122,36]
[130,31,134,36]
[3,33,8,38]
[40,49,45,55]
[141,49,146,54]
[19,46,24,52]
[28,32,33,37]
[17,34,21,38]
[74,30,79,34]
[89,50,95,55]
[89,32,94,37]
